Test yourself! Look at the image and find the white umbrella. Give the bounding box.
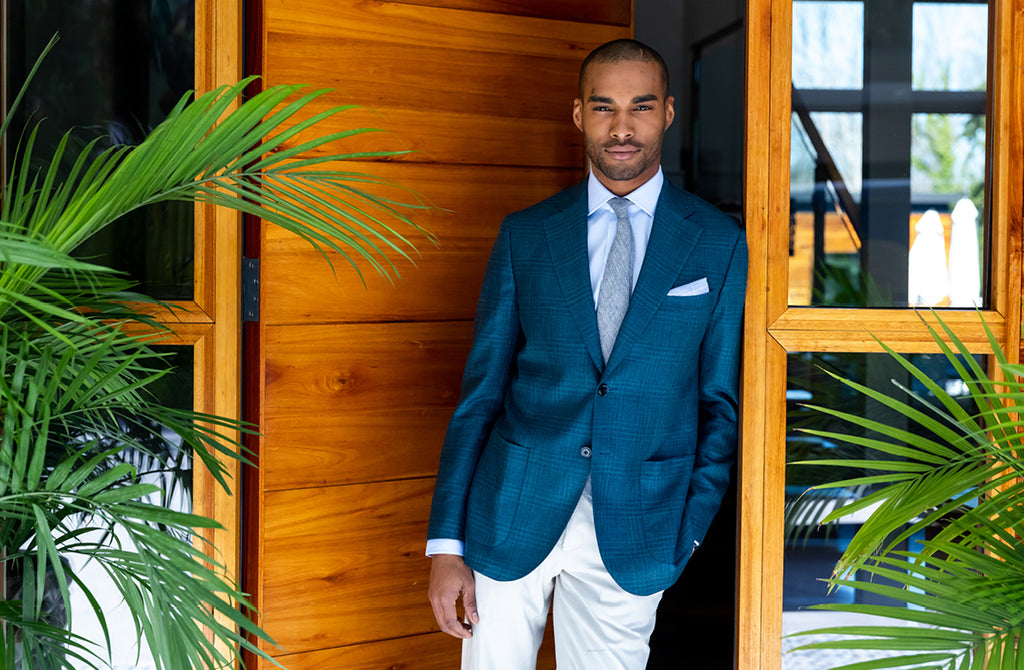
[908,209,949,307]
[947,198,982,308]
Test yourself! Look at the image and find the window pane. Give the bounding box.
[4,0,195,300]
[793,2,864,89]
[790,112,864,306]
[68,346,194,670]
[909,113,986,307]
[782,350,982,669]
[789,0,990,308]
[912,3,988,91]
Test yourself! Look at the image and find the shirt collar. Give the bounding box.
[586,167,664,218]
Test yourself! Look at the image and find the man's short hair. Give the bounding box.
[578,39,670,99]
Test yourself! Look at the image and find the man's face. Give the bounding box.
[572,60,675,196]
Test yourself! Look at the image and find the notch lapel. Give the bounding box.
[545,186,605,371]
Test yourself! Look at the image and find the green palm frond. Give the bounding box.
[0,43,434,332]
[787,312,1024,669]
[1,36,433,669]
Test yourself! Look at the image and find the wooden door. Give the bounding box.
[243,1,631,667]
[738,0,1024,668]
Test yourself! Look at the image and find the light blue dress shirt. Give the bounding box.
[426,168,665,558]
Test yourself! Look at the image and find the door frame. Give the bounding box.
[737,0,1024,668]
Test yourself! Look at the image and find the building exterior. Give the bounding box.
[4,1,1018,668]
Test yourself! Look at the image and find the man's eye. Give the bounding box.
[634,105,653,112]
[593,106,611,112]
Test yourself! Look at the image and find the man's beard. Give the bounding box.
[586,139,660,182]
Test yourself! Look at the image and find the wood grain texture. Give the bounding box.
[261,479,436,651]
[996,0,1024,366]
[262,321,472,489]
[737,0,772,665]
[760,338,788,670]
[265,0,625,58]
[192,2,245,658]
[260,628,553,670]
[261,0,627,167]
[770,308,1006,353]
[390,0,630,26]
[260,163,581,324]
[265,632,458,669]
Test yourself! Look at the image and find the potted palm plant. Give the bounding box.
[787,313,1024,669]
[0,37,431,669]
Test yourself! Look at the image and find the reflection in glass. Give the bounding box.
[789,0,990,309]
[4,0,196,300]
[912,3,988,92]
[792,2,864,89]
[68,346,194,670]
[782,351,981,669]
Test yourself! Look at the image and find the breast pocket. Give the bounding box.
[662,290,713,313]
[647,292,714,352]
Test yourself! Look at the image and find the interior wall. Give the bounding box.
[636,0,745,189]
[634,3,746,668]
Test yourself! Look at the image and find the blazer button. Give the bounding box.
[580,446,592,458]
[597,383,609,396]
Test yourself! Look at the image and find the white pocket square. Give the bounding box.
[667,278,709,297]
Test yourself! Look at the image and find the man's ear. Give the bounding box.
[664,96,676,129]
[572,98,584,132]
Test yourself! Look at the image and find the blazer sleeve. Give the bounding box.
[682,227,747,548]
[427,215,522,542]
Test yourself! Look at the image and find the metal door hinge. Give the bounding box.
[242,257,260,322]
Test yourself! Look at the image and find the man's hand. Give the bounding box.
[428,554,478,639]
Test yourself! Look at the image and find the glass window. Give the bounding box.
[792,2,865,89]
[789,0,989,309]
[3,0,196,300]
[782,350,982,669]
[912,3,988,92]
[67,345,194,670]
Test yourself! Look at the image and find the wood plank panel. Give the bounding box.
[391,0,629,26]
[261,0,626,166]
[737,0,772,662]
[265,32,582,119]
[996,0,1024,366]
[265,0,625,57]
[261,163,580,324]
[265,107,584,167]
[263,322,472,490]
[261,479,436,652]
[267,633,457,670]
[266,629,554,670]
[770,308,1005,352]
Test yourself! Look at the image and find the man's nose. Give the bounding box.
[610,113,633,140]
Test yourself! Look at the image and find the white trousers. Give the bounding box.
[461,493,663,670]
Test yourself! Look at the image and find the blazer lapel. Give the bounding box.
[604,186,703,374]
[545,185,605,371]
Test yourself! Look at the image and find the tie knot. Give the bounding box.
[608,197,631,221]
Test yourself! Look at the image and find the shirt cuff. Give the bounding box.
[426,538,465,557]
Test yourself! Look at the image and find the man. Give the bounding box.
[427,38,747,669]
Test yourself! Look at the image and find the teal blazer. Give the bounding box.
[427,179,747,596]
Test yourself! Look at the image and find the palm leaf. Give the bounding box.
[788,312,1024,669]
[1,37,432,669]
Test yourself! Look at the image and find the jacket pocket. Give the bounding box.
[638,455,693,565]
[465,431,532,547]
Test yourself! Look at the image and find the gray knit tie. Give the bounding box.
[596,197,634,363]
